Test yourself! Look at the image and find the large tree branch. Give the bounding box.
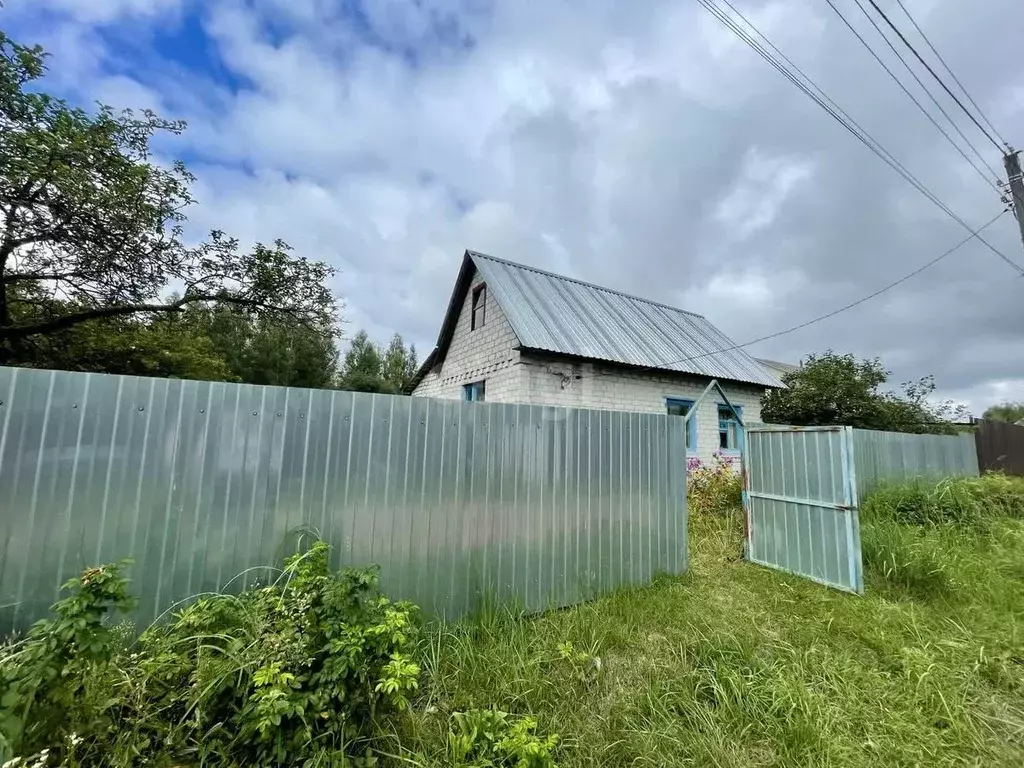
[4,270,89,284]
[0,293,293,342]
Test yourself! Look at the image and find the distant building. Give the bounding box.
[410,250,785,463]
[755,358,800,381]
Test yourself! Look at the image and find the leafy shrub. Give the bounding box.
[0,542,420,767]
[687,453,742,516]
[0,563,137,762]
[448,708,559,767]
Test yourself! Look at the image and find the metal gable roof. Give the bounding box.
[468,251,784,388]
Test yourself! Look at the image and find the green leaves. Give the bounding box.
[982,401,1024,424]
[0,543,421,766]
[761,351,968,435]
[0,31,341,365]
[448,708,560,767]
[339,330,418,393]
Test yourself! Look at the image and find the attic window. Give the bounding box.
[471,284,487,330]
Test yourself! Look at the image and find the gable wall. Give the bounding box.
[411,269,526,402]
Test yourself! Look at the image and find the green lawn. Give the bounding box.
[396,506,1024,767]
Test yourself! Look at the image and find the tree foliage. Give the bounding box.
[761,351,969,435]
[0,31,340,366]
[982,402,1024,425]
[339,330,417,394]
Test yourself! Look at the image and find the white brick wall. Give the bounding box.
[412,269,770,464]
[412,270,524,402]
[513,353,767,464]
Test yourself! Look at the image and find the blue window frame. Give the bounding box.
[665,398,696,452]
[463,380,486,402]
[718,404,742,452]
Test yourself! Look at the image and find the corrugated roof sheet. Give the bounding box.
[757,357,800,375]
[469,251,784,388]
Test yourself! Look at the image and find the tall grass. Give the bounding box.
[392,478,1024,767]
[861,473,1024,601]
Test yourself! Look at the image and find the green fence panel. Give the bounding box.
[0,366,688,633]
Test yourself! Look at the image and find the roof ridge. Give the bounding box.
[466,250,704,319]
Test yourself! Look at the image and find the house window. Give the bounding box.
[718,404,742,452]
[471,284,486,330]
[665,398,696,452]
[463,381,486,402]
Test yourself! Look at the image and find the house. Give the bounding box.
[409,251,785,462]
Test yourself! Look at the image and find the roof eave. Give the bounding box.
[519,347,785,389]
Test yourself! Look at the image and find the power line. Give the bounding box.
[716,0,933,199]
[873,0,1006,153]
[828,0,1001,186]
[855,0,1002,176]
[694,0,961,226]
[695,0,1024,275]
[626,210,1007,375]
[893,0,1008,149]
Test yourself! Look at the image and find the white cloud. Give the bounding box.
[11,0,184,24]
[6,0,1024,412]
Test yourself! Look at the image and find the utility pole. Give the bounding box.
[1004,148,1024,252]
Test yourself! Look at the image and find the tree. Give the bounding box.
[339,330,385,393]
[0,32,340,363]
[337,330,417,393]
[381,333,417,393]
[3,283,237,380]
[761,351,968,435]
[982,402,1024,424]
[197,306,339,389]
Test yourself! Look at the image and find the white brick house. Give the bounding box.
[410,251,785,463]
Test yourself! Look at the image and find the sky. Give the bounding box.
[4,0,1023,414]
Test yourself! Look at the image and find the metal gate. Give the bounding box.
[743,426,863,594]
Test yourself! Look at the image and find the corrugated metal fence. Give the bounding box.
[851,428,979,498]
[0,366,687,634]
[975,420,1024,476]
[744,427,863,594]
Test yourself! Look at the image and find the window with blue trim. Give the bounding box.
[463,381,486,402]
[718,404,742,451]
[665,398,696,452]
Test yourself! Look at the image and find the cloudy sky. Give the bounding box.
[5,0,1023,413]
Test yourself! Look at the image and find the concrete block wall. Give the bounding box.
[412,270,524,402]
[516,353,768,464]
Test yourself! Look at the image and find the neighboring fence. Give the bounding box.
[975,420,1024,476]
[851,428,979,499]
[0,366,688,634]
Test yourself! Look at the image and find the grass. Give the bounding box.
[388,476,1024,767]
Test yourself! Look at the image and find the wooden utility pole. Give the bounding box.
[1005,148,1024,252]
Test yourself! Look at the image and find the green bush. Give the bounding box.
[0,542,420,767]
[687,453,743,516]
[448,708,559,767]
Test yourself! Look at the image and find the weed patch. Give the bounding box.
[0,542,420,767]
[687,453,742,517]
